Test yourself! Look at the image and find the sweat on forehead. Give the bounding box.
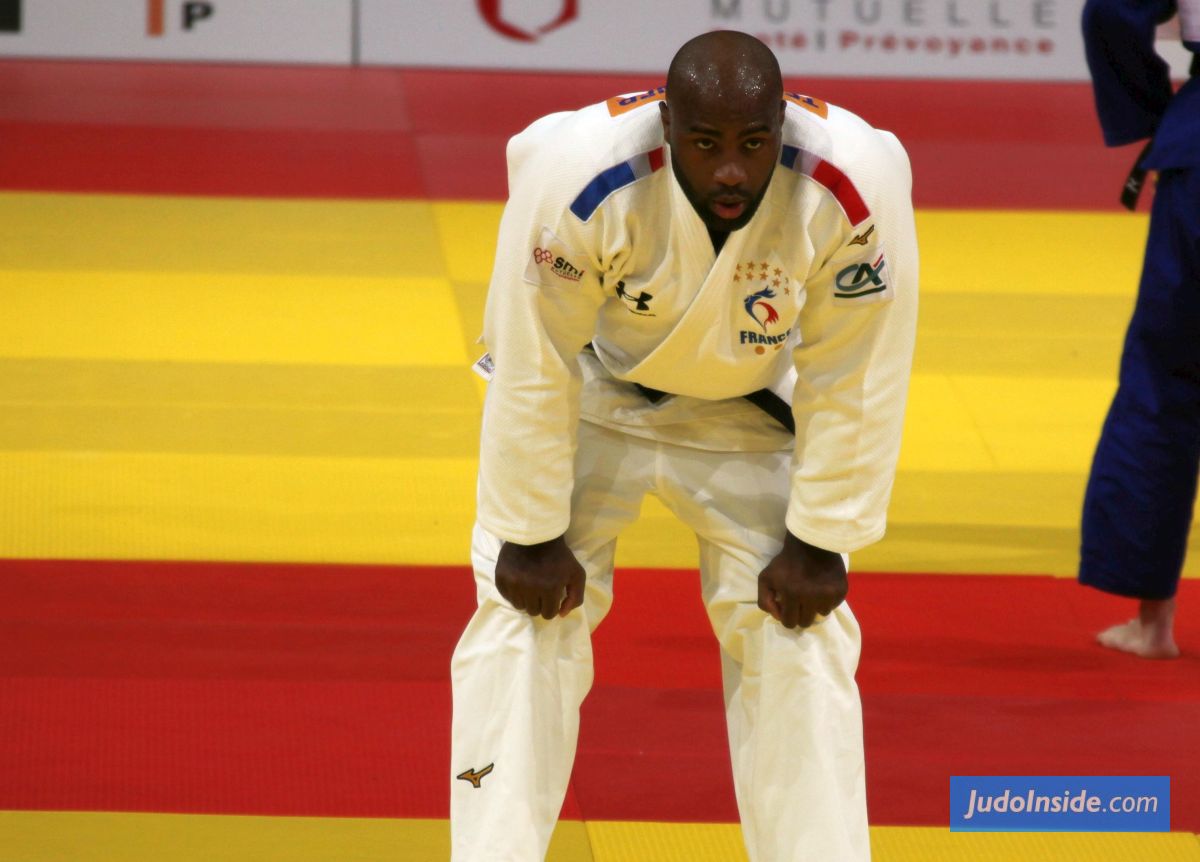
[665,31,782,108]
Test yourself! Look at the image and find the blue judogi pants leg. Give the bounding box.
[1080,167,1200,600]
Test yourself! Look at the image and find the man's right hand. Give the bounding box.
[495,535,586,620]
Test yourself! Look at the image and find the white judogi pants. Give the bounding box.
[451,421,869,861]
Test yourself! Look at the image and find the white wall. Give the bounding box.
[0,0,351,64]
[363,0,1089,81]
[0,0,1191,81]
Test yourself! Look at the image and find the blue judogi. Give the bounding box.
[1080,0,1200,599]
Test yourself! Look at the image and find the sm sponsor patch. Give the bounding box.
[524,227,587,287]
[833,252,892,304]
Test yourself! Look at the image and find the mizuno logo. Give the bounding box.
[457,763,494,788]
[849,225,875,246]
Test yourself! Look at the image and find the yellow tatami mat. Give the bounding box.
[3,812,1197,862]
[1,191,1197,576]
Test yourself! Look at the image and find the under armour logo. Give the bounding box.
[456,763,494,788]
[616,281,654,314]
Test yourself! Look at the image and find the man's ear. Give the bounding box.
[659,100,671,139]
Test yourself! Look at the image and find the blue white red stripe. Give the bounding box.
[780,144,870,227]
[570,148,665,222]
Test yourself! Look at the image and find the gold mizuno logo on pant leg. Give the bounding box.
[457,763,494,788]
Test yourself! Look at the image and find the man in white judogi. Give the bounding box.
[451,30,917,861]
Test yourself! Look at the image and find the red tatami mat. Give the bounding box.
[0,560,1196,828]
[0,61,1143,209]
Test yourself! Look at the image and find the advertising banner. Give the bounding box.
[0,0,1190,81]
[950,776,1170,833]
[360,0,1091,81]
[0,0,351,64]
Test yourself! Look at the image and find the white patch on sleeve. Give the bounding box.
[832,251,893,305]
[472,352,495,381]
[524,227,588,288]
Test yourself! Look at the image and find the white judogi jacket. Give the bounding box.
[477,89,918,554]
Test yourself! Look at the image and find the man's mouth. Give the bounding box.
[711,196,748,220]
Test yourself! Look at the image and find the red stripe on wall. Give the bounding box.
[1,122,428,199]
[0,61,1147,209]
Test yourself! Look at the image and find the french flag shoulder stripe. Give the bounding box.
[570,148,665,222]
[780,144,870,227]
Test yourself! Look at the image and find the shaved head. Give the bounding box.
[660,31,785,234]
[666,30,783,115]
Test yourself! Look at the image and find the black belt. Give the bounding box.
[1122,60,1198,210]
[584,344,795,434]
[742,387,796,434]
[1120,140,1154,211]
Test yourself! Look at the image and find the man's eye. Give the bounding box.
[695,139,715,151]
[744,140,765,151]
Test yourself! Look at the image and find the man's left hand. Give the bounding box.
[757,531,848,629]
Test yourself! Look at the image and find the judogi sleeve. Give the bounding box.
[785,130,918,553]
[1082,0,1177,145]
[476,114,607,545]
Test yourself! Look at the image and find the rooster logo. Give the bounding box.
[743,287,780,333]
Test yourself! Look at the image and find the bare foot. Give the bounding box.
[1096,598,1180,659]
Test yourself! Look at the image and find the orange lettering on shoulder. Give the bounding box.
[606,86,667,117]
[785,92,829,119]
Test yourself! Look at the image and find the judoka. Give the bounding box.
[451,30,918,861]
[1079,0,1200,660]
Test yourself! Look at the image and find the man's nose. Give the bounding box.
[714,159,748,187]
